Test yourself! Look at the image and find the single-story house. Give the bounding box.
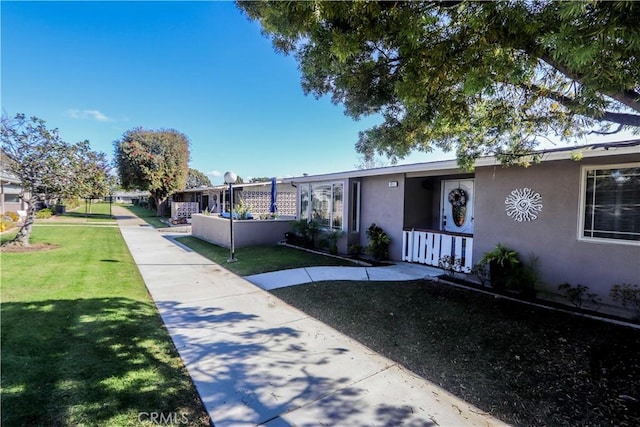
[0,170,27,215]
[286,140,639,302]
[110,190,150,205]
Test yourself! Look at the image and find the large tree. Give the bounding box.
[186,168,212,188]
[114,128,190,216]
[1,114,110,246]
[238,0,640,169]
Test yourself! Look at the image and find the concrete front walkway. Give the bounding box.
[245,263,443,290]
[114,207,507,427]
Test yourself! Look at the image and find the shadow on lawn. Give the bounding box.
[153,300,437,426]
[60,212,115,220]
[1,298,209,427]
[272,281,640,426]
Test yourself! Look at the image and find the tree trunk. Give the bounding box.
[3,197,36,247]
[154,195,164,217]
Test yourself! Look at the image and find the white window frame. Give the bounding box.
[577,162,640,246]
[299,181,345,231]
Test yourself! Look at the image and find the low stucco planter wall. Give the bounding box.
[191,214,294,248]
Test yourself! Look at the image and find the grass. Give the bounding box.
[120,205,169,228]
[272,280,640,427]
[1,223,210,426]
[57,202,117,222]
[175,236,357,276]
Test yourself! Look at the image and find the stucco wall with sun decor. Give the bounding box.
[473,154,640,300]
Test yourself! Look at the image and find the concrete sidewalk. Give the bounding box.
[245,264,442,291]
[115,207,507,427]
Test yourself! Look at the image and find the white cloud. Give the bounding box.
[207,170,222,177]
[66,109,113,122]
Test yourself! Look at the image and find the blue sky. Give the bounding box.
[2,0,420,184]
[2,1,634,185]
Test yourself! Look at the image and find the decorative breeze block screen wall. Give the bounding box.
[171,202,200,219]
[239,191,297,216]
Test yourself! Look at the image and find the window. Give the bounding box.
[299,182,344,230]
[351,181,361,232]
[581,164,640,243]
[299,185,309,221]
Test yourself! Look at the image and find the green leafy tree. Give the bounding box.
[186,168,212,188]
[1,113,110,246]
[114,128,190,216]
[238,0,640,169]
[249,177,271,183]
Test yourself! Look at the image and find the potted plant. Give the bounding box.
[479,243,520,291]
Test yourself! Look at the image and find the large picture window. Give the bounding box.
[299,182,344,230]
[581,164,640,243]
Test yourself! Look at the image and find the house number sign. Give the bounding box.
[505,188,543,222]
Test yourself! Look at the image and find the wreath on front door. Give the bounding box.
[448,188,467,208]
[448,188,468,227]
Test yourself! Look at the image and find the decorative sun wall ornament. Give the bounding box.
[505,188,543,222]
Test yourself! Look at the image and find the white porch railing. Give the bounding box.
[402,230,473,272]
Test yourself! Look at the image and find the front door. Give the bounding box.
[441,179,474,234]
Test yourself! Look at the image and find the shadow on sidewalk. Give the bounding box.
[154,301,436,426]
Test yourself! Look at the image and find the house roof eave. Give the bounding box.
[288,139,640,183]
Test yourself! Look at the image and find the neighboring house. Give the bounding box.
[110,190,150,204]
[0,170,27,215]
[172,180,297,217]
[286,140,640,301]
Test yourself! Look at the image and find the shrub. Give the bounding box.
[611,283,640,321]
[289,219,322,248]
[348,243,363,258]
[366,223,391,261]
[235,200,252,220]
[438,255,466,278]
[35,208,53,219]
[512,255,541,299]
[320,229,344,255]
[471,262,490,286]
[1,218,15,232]
[558,283,602,310]
[5,211,20,222]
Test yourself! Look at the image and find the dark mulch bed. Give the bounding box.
[1,242,60,253]
[272,280,640,427]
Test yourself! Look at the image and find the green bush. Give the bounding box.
[348,243,363,258]
[35,208,53,219]
[319,229,344,255]
[290,219,322,248]
[558,283,602,310]
[611,283,640,321]
[1,218,15,232]
[366,223,391,261]
[5,211,20,222]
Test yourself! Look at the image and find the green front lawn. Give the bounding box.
[175,236,357,276]
[272,280,640,426]
[1,224,210,426]
[121,205,168,228]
